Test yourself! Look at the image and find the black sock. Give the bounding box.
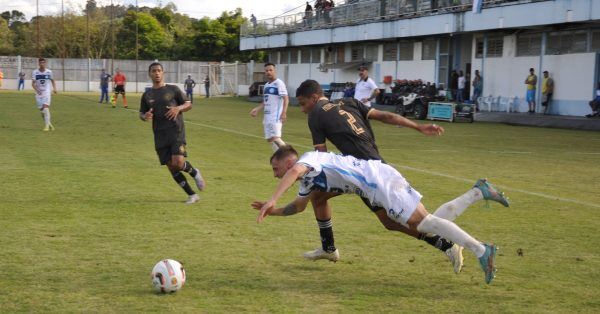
[317,219,336,253]
[171,171,195,195]
[182,161,198,177]
[420,234,454,252]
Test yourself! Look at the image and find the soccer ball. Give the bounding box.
[151,259,186,293]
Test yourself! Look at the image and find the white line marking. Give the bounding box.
[182,118,600,209]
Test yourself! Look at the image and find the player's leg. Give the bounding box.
[303,191,339,262]
[122,90,128,108]
[181,159,205,191]
[161,145,198,204]
[407,203,497,284]
[265,122,285,152]
[38,96,54,131]
[432,179,509,221]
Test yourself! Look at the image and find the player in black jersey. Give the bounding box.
[140,62,205,204]
[291,79,509,273]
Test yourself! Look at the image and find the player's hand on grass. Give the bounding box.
[143,108,154,121]
[257,200,276,223]
[417,123,444,136]
[165,106,180,120]
[251,201,265,210]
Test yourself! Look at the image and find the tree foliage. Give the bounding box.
[0,1,264,62]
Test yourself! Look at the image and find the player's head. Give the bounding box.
[101,68,106,73]
[296,79,323,114]
[148,62,164,83]
[116,68,121,74]
[269,145,299,179]
[358,65,369,80]
[38,58,46,70]
[264,62,276,81]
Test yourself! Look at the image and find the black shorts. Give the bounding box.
[154,129,187,165]
[114,85,125,94]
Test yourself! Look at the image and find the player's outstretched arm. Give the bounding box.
[257,164,308,223]
[252,196,309,217]
[368,109,444,136]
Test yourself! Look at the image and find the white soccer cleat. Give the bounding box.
[49,124,55,131]
[303,248,340,262]
[193,168,205,191]
[185,194,200,204]
[445,244,464,274]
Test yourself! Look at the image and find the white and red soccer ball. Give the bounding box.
[151,259,186,293]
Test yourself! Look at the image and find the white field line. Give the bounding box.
[177,118,600,209]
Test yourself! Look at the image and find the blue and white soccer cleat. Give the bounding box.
[478,243,498,284]
[474,179,509,207]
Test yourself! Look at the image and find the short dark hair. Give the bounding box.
[264,62,276,68]
[296,79,323,98]
[148,62,163,73]
[543,70,548,74]
[529,68,534,72]
[358,65,368,71]
[38,57,46,62]
[270,145,298,163]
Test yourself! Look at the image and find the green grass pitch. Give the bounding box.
[0,90,599,312]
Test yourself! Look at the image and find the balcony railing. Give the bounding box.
[241,0,548,38]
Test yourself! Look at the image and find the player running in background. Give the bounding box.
[255,146,499,284]
[139,62,205,204]
[250,62,289,152]
[32,58,58,131]
[184,74,196,103]
[112,68,128,108]
[289,79,508,273]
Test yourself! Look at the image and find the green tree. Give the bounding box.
[118,11,170,59]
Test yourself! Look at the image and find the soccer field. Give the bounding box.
[1,90,599,312]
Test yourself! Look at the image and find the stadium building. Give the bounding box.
[240,0,600,116]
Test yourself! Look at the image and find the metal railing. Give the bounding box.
[241,0,547,37]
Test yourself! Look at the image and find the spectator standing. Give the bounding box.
[250,14,257,30]
[0,68,3,89]
[315,0,324,21]
[99,69,111,103]
[354,65,379,107]
[541,71,554,114]
[112,68,128,108]
[304,2,313,27]
[184,74,196,103]
[457,70,465,103]
[525,67,537,113]
[18,71,26,90]
[586,82,600,118]
[472,70,483,110]
[343,82,355,98]
[203,75,210,98]
[449,70,458,100]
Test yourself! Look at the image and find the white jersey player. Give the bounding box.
[254,146,500,285]
[250,62,289,151]
[32,58,57,131]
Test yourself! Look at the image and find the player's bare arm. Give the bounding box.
[250,103,264,117]
[140,108,153,121]
[31,80,40,95]
[280,95,290,122]
[368,109,444,136]
[314,143,327,152]
[51,78,57,94]
[257,163,309,222]
[251,196,309,217]
[166,101,192,120]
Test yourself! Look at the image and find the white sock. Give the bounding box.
[42,108,51,126]
[271,142,279,152]
[416,214,486,257]
[433,188,483,221]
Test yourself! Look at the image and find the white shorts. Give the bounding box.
[369,163,422,226]
[35,95,51,109]
[263,121,282,139]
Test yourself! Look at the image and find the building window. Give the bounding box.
[351,44,364,61]
[487,36,503,57]
[300,48,311,63]
[383,43,398,61]
[517,33,542,56]
[592,29,600,52]
[422,39,436,60]
[475,38,484,58]
[399,41,414,60]
[325,46,335,64]
[547,30,588,55]
[311,47,321,63]
[280,50,291,64]
[365,44,378,61]
[267,51,278,63]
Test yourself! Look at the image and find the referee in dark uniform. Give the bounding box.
[140,62,205,204]
[295,79,457,263]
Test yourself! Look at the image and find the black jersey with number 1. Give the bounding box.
[307,98,383,161]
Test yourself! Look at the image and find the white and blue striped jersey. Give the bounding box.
[262,79,287,123]
[32,69,53,96]
[296,151,422,224]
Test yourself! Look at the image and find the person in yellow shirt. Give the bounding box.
[0,69,4,89]
[541,71,554,114]
[525,68,537,113]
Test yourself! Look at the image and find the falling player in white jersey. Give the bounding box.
[250,62,289,151]
[32,58,57,131]
[254,146,499,284]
